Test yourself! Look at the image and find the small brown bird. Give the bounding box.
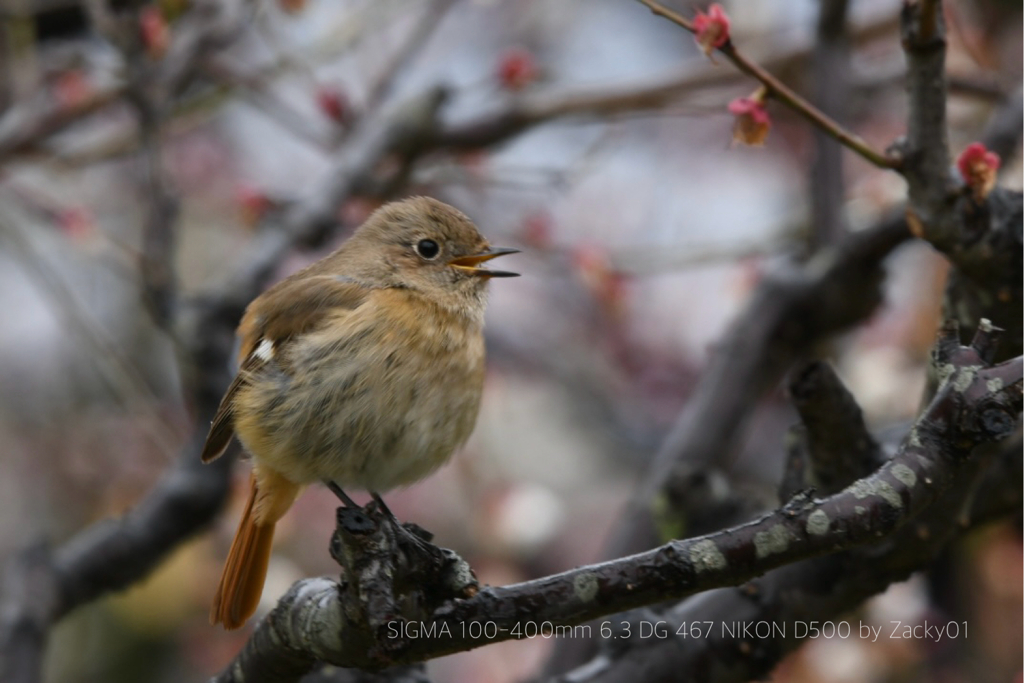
[201,197,517,629]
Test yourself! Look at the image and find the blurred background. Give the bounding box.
[0,0,1020,681]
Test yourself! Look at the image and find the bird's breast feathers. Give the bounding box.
[232,287,486,490]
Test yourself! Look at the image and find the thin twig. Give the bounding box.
[127,82,181,330]
[0,211,182,460]
[919,0,940,43]
[636,0,899,170]
[203,58,334,150]
[362,0,458,112]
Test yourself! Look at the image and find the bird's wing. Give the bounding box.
[200,355,260,463]
[200,277,373,463]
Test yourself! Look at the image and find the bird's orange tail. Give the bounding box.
[211,469,299,629]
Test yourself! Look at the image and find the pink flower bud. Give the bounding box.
[139,7,170,60]
[57,207,94,240]
[497,48,538,91]
[236,185,272,227]
[316,86,350,124]
[956,142,1000,200]
[53,71,91,110]
[521,212,553,248]
[727,91,771,146]
[693,4,731,57]
[573,245,629,316]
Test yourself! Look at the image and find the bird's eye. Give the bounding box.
[415,239,440,260]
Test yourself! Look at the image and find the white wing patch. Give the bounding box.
[254,338,275,362]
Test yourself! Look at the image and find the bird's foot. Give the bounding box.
[369,492,435,552]
[325,480,361,509]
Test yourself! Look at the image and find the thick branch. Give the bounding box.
[899,0,954,248]
[218,340,1021,680]
[563,328,1021,683]
[898,14,1022,363]
[0,5,251,683]
[788,360,883,493]
[809,0,852,248]
[606,213,910,557]
[568,440,1018,683]
[938,187,1024,363]
[0,371,234,683]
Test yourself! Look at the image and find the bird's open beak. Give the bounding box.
[449,247,520,278]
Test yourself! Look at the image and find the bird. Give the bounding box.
[200,196,518,629]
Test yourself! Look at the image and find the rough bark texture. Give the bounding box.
[0,1,1019,682]
[217,324,1021,681]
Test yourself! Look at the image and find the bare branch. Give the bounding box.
[0,86,122,161]
[899,0,954,247]
[0,383,234,683]
[606,213,910,557]
[636,0,899,169]
[788,360,883,493]
[132,91,180,328]
[217,335,1021,680]
[0,0,248,166]
[566,434,1020,683]
[809,0,852,248]
[0,209,181,456]
[361,0,458,113]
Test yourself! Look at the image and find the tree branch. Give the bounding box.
[636,0,898,169]
[561,354,1022,683]
[566,441,1019,683]
[0,85,122,161]
[0,53,457,683]
[0,4,903,167]
[899,0,954,248]
[0,4,254,683]
[0,382,234,683]
[605,213,910,557]
[809,0,852,248]
[895,3,1022,358]
[787,360,884,493]
[217,326,1021,680]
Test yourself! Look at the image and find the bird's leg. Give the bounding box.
[326,481,361,509]
[328,485,434,553]
[370,492,398,520]
[370,492,434,550]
